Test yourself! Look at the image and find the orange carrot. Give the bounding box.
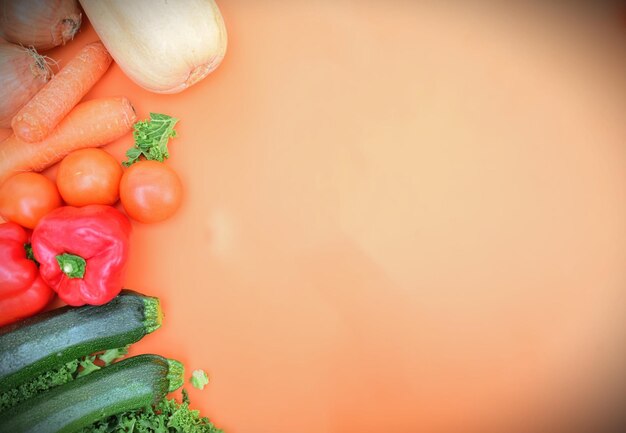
[0,97,136,186]
[11,41,112,143]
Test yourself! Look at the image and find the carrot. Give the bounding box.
[11,41,112,143]
[0,97,136,186]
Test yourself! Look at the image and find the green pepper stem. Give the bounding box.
[24,243,38,265]
[56,253,87,279]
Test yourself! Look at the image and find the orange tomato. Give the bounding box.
[0,172,62,229]
[56,148,123,206]
[119,160,183,223]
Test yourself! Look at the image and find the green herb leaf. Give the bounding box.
[125,146,142,160]
[0,359,79,413]
[123,112,179,167]
[97,346,129,366]
[76,355,100,378]
[190,369,210,390]
[81,390,223,433]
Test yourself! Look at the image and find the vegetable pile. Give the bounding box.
[0,292,222,433]
[0,6,187,312]
[0,0,228,431]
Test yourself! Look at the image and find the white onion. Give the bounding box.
[79,0,227,94]
[0,41,52,128]
[0,0,82,51]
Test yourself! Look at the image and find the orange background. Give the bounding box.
[2,2,626,432]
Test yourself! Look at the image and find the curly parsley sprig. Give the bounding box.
[123,113,179,167]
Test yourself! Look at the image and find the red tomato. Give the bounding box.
[56,148,123,207]
[119,160,183,223]
[0,172,62,229]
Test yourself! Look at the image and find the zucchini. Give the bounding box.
[0,354,184,433]
[0,290,162,393]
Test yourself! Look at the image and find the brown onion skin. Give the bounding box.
[0,42,51,128]
[0,0,82,51]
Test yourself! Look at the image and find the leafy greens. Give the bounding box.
[123,113,179,166]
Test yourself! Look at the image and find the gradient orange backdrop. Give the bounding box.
[2,2,626,433]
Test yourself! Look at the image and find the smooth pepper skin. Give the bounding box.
[0,222,54,326]
[32,205,132,306]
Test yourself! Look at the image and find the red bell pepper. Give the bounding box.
[32,205,132,306]
[0,222,54,327]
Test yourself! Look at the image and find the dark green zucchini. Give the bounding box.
[0,290,162,393]
[0,354,184,433]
